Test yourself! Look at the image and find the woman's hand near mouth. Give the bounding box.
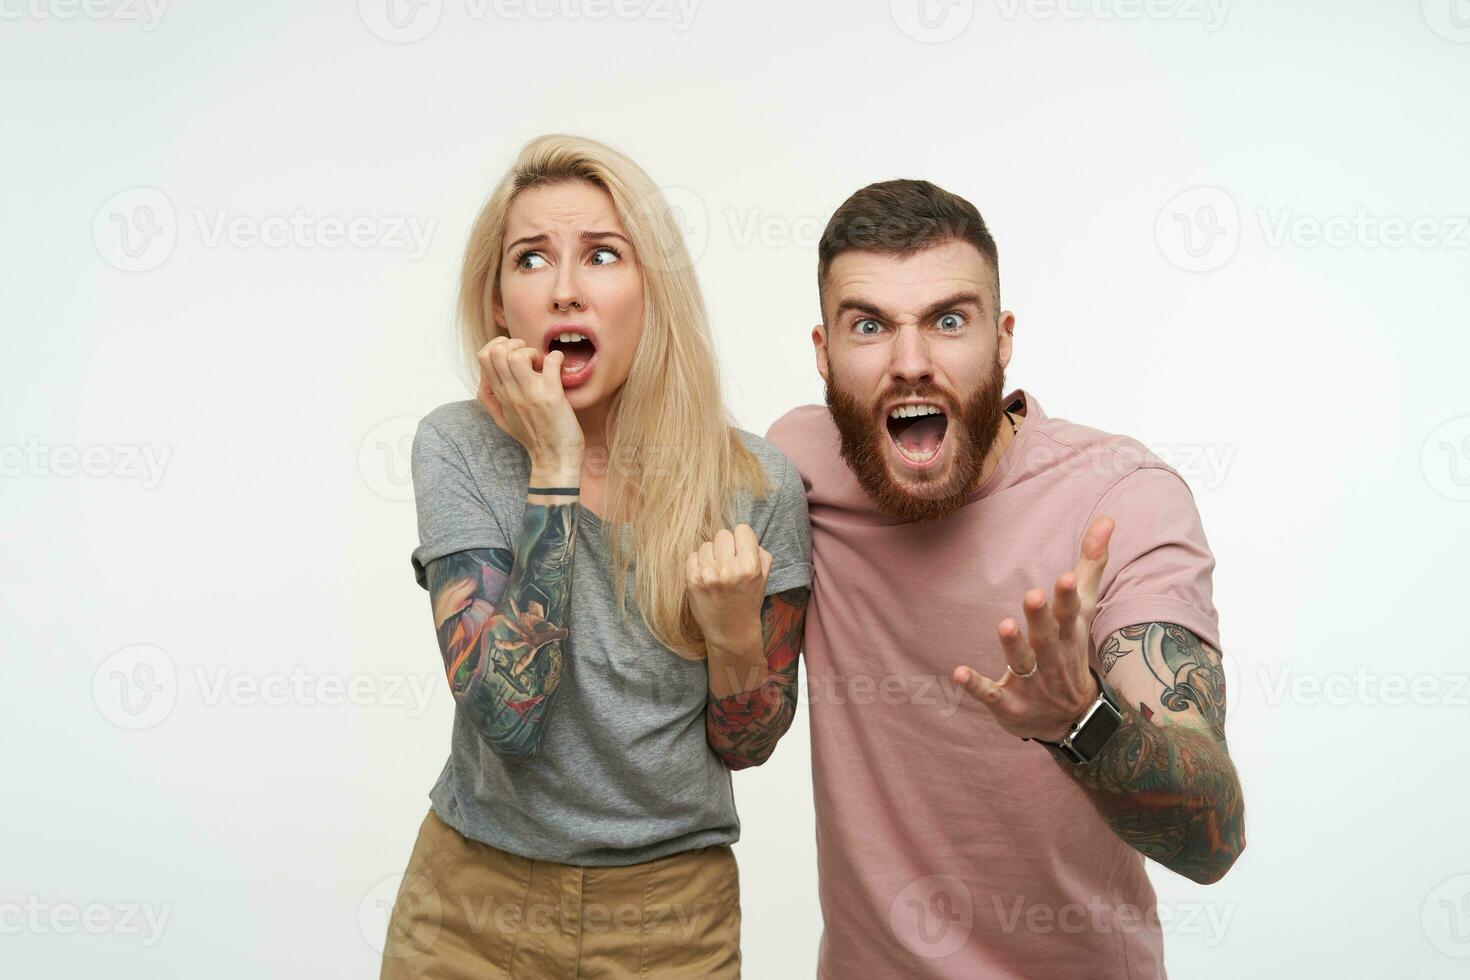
[477,336,584,481]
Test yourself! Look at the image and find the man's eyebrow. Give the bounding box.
[503,230,631,254]
[833,290,986,324]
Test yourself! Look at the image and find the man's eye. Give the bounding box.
[854,318,882,336]
[589,246,622,266]
[938,313,965,331]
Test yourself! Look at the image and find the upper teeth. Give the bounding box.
[889,404,943,419]
[554,332,588,345]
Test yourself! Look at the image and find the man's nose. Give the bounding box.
[887,324,934,386]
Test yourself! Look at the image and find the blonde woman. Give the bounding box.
[380,135,812,978]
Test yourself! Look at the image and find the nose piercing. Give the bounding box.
[555,299,583,312]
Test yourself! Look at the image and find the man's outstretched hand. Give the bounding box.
[954,516,1116,743]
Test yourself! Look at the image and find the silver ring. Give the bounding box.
[1007,662,1039,679]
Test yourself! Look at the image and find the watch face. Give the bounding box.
[1070,702,1123,761]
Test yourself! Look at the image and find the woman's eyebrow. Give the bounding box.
[580,230,631,245]
[504,230,631,254]
[504,233,547,254]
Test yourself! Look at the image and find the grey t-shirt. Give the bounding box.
[408,399,814,866]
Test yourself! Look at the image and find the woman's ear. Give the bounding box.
[491,289,507,332]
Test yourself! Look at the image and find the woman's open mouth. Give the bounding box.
[885,402,949,471]
[546,330,598,389]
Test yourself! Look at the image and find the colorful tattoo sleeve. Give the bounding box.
[1057,622,1246,884]
[705,586,809,771]
[423,500,577,758]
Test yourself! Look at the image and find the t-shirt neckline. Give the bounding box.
[966,388,1037,504]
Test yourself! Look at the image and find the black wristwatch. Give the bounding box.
[1023,666,1124,765]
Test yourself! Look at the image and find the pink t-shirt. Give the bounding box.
[766,389,1220,980]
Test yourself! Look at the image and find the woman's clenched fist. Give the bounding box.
[685,524,772,652]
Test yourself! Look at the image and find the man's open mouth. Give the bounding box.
[885,403,949,467]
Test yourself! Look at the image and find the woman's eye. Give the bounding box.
[938,313,965,331]
[516,251,547,270]
[854,318,881,336]
[590,246,621,266]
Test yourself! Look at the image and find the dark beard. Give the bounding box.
[824,355,1006,523]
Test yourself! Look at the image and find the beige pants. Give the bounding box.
[379,808,741,979]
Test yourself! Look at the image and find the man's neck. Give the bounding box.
[973,400,1024,491]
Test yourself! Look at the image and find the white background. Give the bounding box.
[4,0,1469,976]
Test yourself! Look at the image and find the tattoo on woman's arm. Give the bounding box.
[706,586,809,770]
[425,501,577,758]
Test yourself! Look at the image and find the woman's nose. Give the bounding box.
[552,263,585,312]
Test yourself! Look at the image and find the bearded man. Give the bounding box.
[766,179,1246,979]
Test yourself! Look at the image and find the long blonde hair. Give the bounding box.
[458,134,771,660]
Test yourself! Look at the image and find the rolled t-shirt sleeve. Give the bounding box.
[756,452,814,597]
[1086,466,1221,652]
[409,418,511,590]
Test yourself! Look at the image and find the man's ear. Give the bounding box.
[812,322,830,383]
[997,311,1016,370]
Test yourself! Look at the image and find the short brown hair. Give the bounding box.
[817,179,1000,320]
